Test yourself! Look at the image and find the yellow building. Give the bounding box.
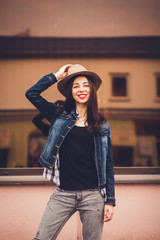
[0,36,160,167]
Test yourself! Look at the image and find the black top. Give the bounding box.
[59,125,98,190]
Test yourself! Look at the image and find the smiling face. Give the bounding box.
[72,76,90,105]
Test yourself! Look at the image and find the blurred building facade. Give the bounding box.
[0,36,160,168]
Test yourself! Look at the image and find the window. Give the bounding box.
[112,77,127,96]
[113,146,133,166]
[156,75,160,97]
[109,73,130,101]
[154,73,160,102]
[0,110,45,168]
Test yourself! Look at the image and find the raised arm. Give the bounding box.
[25,64,72,123]
[25,73,59,123]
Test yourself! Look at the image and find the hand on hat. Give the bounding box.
[55,64,73,81]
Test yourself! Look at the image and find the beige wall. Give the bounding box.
[0,58,160,110]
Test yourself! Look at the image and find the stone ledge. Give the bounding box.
[0,175,160,185]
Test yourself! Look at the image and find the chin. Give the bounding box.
[76,100,88,104]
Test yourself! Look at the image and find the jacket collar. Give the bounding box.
[70,108,79,120]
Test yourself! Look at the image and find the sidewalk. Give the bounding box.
[0,184,160,240]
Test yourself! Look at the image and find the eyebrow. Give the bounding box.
[73,81,89,85]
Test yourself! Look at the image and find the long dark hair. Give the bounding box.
[55,75,105,135]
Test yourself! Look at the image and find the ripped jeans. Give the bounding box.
[33,186,105,240]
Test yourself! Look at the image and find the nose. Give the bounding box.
[79,85,85,92]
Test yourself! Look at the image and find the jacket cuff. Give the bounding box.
[46,73,58,85]
[105,197,116,207]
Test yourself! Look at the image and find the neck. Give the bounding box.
[76,103,87,118]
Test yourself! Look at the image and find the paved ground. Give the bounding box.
[0,184,160,240]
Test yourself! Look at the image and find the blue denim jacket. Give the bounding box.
[25,73,116,206]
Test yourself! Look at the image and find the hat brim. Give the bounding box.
[57,70,102,97]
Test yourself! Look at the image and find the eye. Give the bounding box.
[73,85,79,88]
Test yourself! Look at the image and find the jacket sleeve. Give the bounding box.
[32,113,50,137]
[25,73,59,123]
[105,125,116,206]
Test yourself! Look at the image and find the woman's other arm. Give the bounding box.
[104,124,115,222]
[105,124,116,206]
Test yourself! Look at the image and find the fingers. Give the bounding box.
[59,64,72,75]
[55,64,73,81]
[63,64,73,72]
[104,205,114,222]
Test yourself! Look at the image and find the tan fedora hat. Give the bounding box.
[57,64,102,97]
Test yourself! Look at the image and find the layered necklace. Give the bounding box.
[78,116,86,122]
[76,110,87,122]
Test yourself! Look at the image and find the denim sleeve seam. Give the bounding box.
[46,73,57,84]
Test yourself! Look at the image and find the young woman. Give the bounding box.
[25,64,116,240]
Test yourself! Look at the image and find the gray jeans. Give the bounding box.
[34,186,105,240]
